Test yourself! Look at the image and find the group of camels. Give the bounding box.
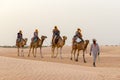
[16,35,89,63]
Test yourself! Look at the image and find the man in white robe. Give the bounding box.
[90,39,100,67]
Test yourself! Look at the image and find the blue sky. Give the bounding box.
[0,0,120,46]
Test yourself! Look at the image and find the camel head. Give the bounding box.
[83,40,89,49]
[62,36,67,40]
[23,38,28,45]
[62,36,67,46]
[24,38,28,42]
[38,36,47,46]
[85,40,89,44]
[41,35,47,40]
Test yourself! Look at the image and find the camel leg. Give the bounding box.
[83,51,87,63]
[21,47,24,57]
[51,47,53,58]
[20,48,22,56]
[73,49,76,61]
[18,48,20,56]
[53,48,55,58]
[76,50,79,62]
[28,47,31,57]
[34,48,37,57]
[40,47,43,58]
[32,48,35,57]
[55,48,58,58]
[60,48,62,59]
[51,48,53,58]
[70,49,73,60]
[51,47,55,58]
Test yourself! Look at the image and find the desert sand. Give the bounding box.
[0,45,120,80]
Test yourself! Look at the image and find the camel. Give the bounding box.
[16,38,28,57]
[51,36,67,58]
[71,40,89,63]
[28,35,47,58]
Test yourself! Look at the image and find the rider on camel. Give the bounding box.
[17,30,23,43]
[73,28,84,45]
[32,29,39,43]
[52,26,60,45]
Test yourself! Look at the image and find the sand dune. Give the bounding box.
[0,46,120,80]
[0,56,120,80]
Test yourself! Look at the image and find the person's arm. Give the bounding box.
[17,33,19,38]
[75,31,78,36]
[52,29,54,33]
[97,44,100,55]
[21,34,23,38]
[53,29,55,36]
[58,30,60,35]
[79,32,82,37]
[34,32,35,36]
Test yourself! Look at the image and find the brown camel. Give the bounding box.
[16,38,28,57]
[28,35,47,58]
[51,36,67,58]
[71,40,89,63]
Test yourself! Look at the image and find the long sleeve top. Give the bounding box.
[17,33,23,39]
[34,32,38,37]
[90,43,100,54]
[75,31,82,38]
[53,29,60,36]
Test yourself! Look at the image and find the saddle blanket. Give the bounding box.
[76,38,82,43]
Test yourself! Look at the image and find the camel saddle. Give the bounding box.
[53,36,61,44]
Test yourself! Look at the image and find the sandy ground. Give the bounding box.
[0,46,120,80]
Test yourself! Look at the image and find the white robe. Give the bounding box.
[90,43,100,62]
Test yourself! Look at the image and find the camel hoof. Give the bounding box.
[70,58,72,60]
[41,56,44,58]
[76,59,78,62]
[84,61,87,63]
[34,56,36,58]
[28,55,30,57]
[52,56,55,58]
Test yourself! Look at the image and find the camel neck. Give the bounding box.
[63,39,66,45]
[40,39,44,46]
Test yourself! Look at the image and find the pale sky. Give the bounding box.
[0,0,120,46]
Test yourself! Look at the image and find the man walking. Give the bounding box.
[90,39,100,67]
